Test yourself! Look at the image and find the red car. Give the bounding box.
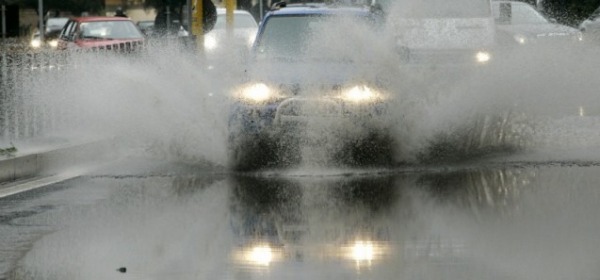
[57,16,145,51]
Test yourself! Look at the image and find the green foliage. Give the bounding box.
[0,145,17,157]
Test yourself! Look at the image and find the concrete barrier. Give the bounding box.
[0,139,115,185]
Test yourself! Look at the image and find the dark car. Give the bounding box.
[57,16,145,52]
[227,3,394,170]
[492,1,582,45]
[136,20,155,36]
[30,17,69,49]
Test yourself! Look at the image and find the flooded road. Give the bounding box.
[3,6,600,279]
[3,157,600,280]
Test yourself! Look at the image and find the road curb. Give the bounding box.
[0,140,114,186]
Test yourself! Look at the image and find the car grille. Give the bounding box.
[406,49,478,65]
[91,41,145,52]
[277,98,342,117]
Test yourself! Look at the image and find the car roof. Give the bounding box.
[216,8,254,15]
[266,4,373,17]
[71,16,133,22]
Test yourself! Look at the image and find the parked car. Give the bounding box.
[57,17,145,52]
[492,1,582,45]
[227,3,393,170]
[204,9,258,55]
[579,6,600,40]
[136,20,155,36]
[30,17,69,49]
[390,0,495,67]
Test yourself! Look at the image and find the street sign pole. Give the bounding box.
[191,0,204,54]
[226,0,235,40]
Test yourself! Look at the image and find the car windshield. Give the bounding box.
[255,13,378,61]
[80,20,144,39]
[214,13,258,29]
[492,2,549,24]
[391,0,491,18]
[46,18,68,31]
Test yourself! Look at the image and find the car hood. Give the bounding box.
[76,38,144,48]
[246,59,387,89]
[497,23,580,38]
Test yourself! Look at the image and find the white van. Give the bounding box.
[376,0,496,66]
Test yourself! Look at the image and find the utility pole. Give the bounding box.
[1,2,6,40]
[38,0,44,42]
[226,0,235,40]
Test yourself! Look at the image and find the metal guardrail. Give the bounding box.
[0,50,72,144]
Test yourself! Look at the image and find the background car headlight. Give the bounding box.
[514,34,528,44]
[48,39,59,48]
[204,35,217,50]
[236,83,278,103]
[30,39,42,48]
[475,51,491,64]
[340,85,384,103]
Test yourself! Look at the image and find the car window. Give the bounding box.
[492,2,549,24]
[214,13,258,29]
[392,0,491,18]
[255,14,376,59]
[79,21,144,39]
[60,20,76,40]
[46,18,69,30]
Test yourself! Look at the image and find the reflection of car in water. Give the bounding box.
[492,1,582,46]
[204,9,258,56]
[57,17,145,52]
[227,3,396,171]
[385,0,495,67]
[30,17,69,49]
[228,175,397,270]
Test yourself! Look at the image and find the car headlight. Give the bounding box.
[475,51,491,64]
[247,34,256,47]
[235,83,281,103]
[339,85,385,103]
[48,39,59,48]
[31,39,42,48]
[204,34,217,50]
[514,34,528,44]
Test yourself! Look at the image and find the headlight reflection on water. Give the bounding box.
[235,245,282,267]
[339,85,385,103]
[351,241,375,262]
[249,246,274,266]
[475,51,492,64]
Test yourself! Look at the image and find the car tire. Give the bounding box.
[227,133,279,171]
